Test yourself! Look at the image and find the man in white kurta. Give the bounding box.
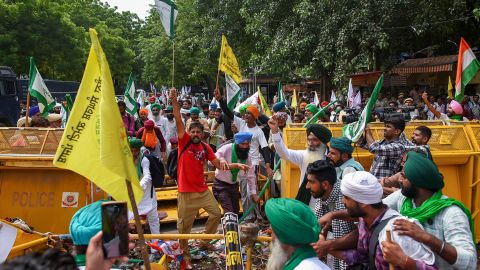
[268,118,331,211]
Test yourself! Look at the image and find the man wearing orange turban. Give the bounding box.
[135,108,149,131]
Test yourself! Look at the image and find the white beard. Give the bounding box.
[303,144,326,166]
[266,240,290,270]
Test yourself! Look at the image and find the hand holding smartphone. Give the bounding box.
[101,201,129,258]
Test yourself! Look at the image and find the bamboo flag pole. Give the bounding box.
[25,90,31,127]
[303,101,335,127]
[386,229,394,270]
[126,180,151,270]
[172,41,175,88]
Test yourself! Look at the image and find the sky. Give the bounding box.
[103,0,153,20]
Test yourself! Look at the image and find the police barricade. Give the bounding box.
[0,127,268,234]
[2,219,50,260]
[281,125,476,224]
[465,124,480,243]
[0,128,106,234]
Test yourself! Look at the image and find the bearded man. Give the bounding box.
[383,152,477,269]
[149,103,168,137]
[327,137,364,181]
[268,117,332,211]
[212,132,257,215]
[306,160,356,270]
[265,198,329,270]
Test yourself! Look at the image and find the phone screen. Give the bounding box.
[101,202,129,258]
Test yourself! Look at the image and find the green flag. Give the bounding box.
[123,74,137,117]
[343,74,384,142]
[28,57,55,116]
[225,74,241,111]
[154,0,178,40]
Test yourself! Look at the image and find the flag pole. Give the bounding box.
[172,41,175,88]
[126,180,151,270]
[25,90,31,127]
[303,101,335,127]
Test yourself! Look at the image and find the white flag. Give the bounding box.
[313,91,320,106]
[347,78,354,107]
[351,91,362,108]
[225,74,241,111]
[330,90,337,103]
[136,89,146,108]
[28,57,55,115]
[154,0,178,39]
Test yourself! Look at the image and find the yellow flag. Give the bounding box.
[291,89,298,109]
[257,87,272,117]
[218,35,242,84]
[448,76,454,99]
[54,29,143,208]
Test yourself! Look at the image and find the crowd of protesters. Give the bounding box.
[2,85,478,270]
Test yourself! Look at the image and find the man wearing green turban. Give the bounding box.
[269,116,332,211]
[186,106,210,137]
[304,104,325,123]
[328,137,364,181]
[383,151,477,269]
[265,198,329,270]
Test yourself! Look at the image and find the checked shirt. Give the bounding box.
[366,136,408,179]
[315,182,355,270]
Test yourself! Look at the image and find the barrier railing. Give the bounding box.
[132,233,272,270]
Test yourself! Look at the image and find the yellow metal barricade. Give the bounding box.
[0,128,106,234]
[465,124,480,243]
[2,219,49,259]
[282,125,476,216]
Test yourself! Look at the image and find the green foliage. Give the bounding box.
[0,0,478,92]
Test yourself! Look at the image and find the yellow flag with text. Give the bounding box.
[291,89,298,110]
[218,35,242,84]
[257,87,272,117]
[54,29,143,208]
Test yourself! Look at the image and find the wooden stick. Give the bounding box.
[215,68,221,94]
[126,180,151,270]
[39,129,50,154]
[386,229,394,270]
[25,91,31,127]
[172,41,175,88]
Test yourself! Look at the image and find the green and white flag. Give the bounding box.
[154,0,178,40]
[124,74,138,117]
[28,57,55,116]
[225,74,241,111]
[343,74,384,143]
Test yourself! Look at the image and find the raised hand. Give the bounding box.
[169,87,177,101]
[214,87,222,101]
[268,117,279,134]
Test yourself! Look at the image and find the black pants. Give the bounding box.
[212,178,240,215]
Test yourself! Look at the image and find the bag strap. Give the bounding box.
[367,215,396,270]
[178,140,208,160]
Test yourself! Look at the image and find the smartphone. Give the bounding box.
[101,201,129,258]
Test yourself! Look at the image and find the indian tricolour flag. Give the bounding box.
[124,74,137,117]
[225,74,241,110]
[28,57,55,116]
[343,74,384,142]
[455,37,480,102]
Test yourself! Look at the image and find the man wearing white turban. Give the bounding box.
[315,171,437,269]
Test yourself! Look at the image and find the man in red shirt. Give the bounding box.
[170,88,249,269]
